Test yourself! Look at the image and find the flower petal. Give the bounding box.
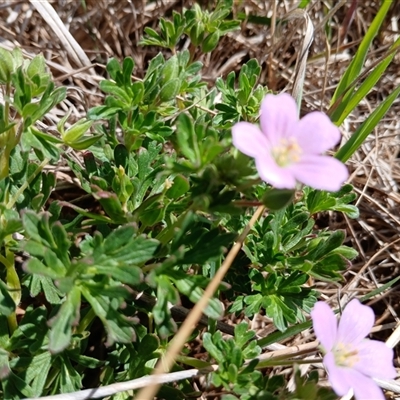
[290,155,348,191]
[259,93,298,146]
[337,299,375,346]
[323,352,352,396]
[255,156,297,189]
[354,340,397,379]
[324,353,385,400]
[296,112,342,154]
[345,369,386,400]
[311,301,337,353]
[232,121,270,158]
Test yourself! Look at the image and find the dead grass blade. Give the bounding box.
[281,8,314,108]
[29,0,94,74]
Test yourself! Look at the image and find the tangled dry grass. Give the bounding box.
[1,0,399,398]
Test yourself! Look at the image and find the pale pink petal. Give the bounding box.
[259,93,298,146]
[290,155,348,191]
[324,352,352,396]
[311,302,337,352]
[345,368,386,400]
[337,299,375,346]
[255,156,297,189]
[354,340,396,379]
[232,122,270,158]
[296,112,341,154]
[324,353,385,399]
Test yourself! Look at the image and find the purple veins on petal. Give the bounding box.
[337,299,375,346]
[354,340,397,379]
[259,93,298,145]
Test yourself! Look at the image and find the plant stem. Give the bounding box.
[0,240,21,335]
[76,307,96,334]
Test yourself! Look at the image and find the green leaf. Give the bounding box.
[27,275,63,304]
[331,36,400,125]
[106,57,121,80]
[0,347,10,378]
[91,185,128,223]
[336,84,400,162]
[67,134,102,150]
[0,280,16,316]
[25,352,52,397]
[165,175,190,199]
[25,257,61,279]
[58,355,82,392]
[80,285,136,346]
[331,0,392,106]
[2,372,36,398]
[48,286,81,353]
[202,31,220,53]
[22,211,55,247]
[122,56,135,86]
[262,189,295,211]
[21,127,60,160]
[62,119,93,143]
[87,105,120,120]
[26,54,47,80]
[99,224,159,265]
[171,273,224,319]
[100,80,131,104]
[159,78,180,102]
[181,230,236,264]
[0,47,14,83]
[161,55,179,84]
[309,230,345,260]
[203,332,225,362]
[176,113,200,165]
[234,322,255,349]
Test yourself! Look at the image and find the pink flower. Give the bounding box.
[231,93,348,191]
[311,299,397,400]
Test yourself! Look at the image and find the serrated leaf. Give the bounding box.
[25,352,52,397]
[80,285,136,346]
[58,355,82,392]
[203,332,225,362]
[48,286,81,353]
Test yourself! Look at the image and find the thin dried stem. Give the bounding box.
[136,205,266,400]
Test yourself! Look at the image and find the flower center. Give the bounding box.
[271,137,302,167]
[333,342,360,368]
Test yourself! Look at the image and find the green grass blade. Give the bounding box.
[298,0,311,9]
[336,84,400,162]
[331,36,400,125]
[257,321,312,348]
[331,0,391,105]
